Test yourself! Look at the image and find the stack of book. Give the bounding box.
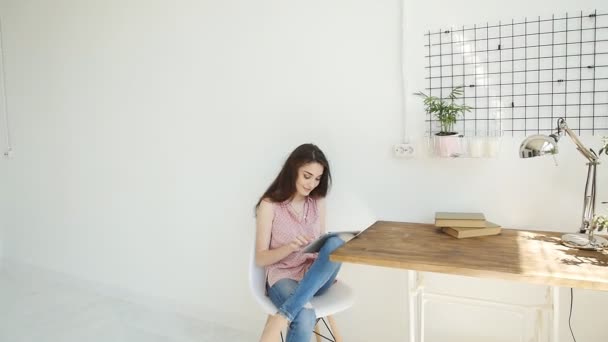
[435,212,502,238]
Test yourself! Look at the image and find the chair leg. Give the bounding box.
[314,324,322,342]
[327,315,343,342]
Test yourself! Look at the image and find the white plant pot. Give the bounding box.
[434,134,461,157]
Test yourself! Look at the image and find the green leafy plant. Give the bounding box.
[414,86,472,135]
[600,136,608,156]
[593,213,608,232]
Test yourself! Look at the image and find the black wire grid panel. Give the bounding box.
[424,10,608,137]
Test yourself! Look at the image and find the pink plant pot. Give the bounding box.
[435,135,461,157]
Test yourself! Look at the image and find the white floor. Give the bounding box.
[0,263,257,342]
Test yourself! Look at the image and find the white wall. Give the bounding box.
[0,15,7,265]
[0,1,407,341]
[0,155,4,264]
[0,0,606,341]
[0,164,4,264]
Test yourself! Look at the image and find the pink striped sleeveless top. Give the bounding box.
[266,197,322,287]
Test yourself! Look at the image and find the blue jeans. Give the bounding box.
[267,236,344,342]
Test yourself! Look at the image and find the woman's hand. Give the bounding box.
[286,235,312,253]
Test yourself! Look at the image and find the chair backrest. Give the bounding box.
[248,245,277,314]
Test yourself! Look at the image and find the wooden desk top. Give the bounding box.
[330,221,608,291]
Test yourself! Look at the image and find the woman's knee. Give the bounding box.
[290,308,316,333]
[323,236,345,251]
[267,278,298,308]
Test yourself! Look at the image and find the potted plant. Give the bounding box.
[414,86,472,157]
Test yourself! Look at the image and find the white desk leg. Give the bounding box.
[551,286,560,342]
[407,270,422,342]
[408,273,558,342]
[407,270,417,342]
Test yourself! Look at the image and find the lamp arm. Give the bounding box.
[559,120,598,162]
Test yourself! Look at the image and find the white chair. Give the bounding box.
[249,247,355,342]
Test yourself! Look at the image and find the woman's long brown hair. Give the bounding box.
[255,143,331,211]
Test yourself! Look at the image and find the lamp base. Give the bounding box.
[561,233,608,251]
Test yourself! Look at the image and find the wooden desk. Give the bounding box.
[330,221,608,291]
[330,221,608,342]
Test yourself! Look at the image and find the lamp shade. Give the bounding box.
[519,134,559,158]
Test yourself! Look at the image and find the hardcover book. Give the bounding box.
[441,222,502,239]
[435,212,486,228]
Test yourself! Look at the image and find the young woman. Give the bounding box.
[255,143,345,342]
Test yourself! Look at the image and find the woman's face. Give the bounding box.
[295,162,324,198]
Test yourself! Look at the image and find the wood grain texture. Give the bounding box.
[330,221,608,291]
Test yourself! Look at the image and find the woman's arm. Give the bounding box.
[255,200,309,267]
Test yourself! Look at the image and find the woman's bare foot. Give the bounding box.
[259,313,289,342]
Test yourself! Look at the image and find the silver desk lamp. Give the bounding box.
[519,118,608,251]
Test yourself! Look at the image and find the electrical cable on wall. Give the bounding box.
[0,18,13,158]
[399,0,407,142]
[569,288,577,342]
[392,0,415,158]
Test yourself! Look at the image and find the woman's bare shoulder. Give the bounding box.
[257,198,275,214]
[315,197,326,207]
